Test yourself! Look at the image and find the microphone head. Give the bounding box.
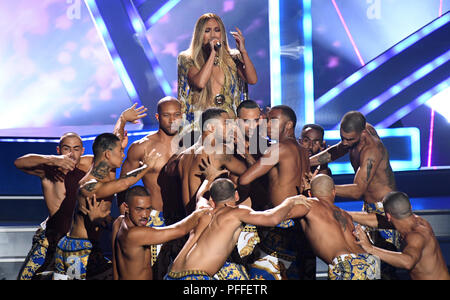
[214,42,221,51]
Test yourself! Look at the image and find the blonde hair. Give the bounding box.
[182,13,239,109]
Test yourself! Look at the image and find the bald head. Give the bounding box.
[311,174,335,198]
[157,96,181,114]
[59,132,82,148]
[383,191,412,219]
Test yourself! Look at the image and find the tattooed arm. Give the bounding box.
[80,150,162,199]
[335,148,381,199]
[310,142,348,167]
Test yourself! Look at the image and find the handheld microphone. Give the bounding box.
[214,42,221,52]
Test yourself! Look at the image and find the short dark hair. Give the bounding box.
[383,191,412,219]
[271,105,297,128]
[125,186,150,204]
[210,178,235,203]
[237,100,260,117]
[302,124,325,140]
[200,108,227,132]
[340,111,366,133]
[92,133,120,158]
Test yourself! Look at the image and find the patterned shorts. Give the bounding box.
[146,209,166,266]
[237,224,260,258]
[248,219,300,280]
[17,227,51,280]
[363,202,401,250]
[213,261,250,280]
[328,253,381,280]
[164,270,213,280]
[54,236,111,280]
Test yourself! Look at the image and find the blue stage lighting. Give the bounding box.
[302,0,315,124]
[324,127,421,174]
[123,0,174,97]
[269,0,282,107]
[376,78,450,128]
[347,49,450,122]
[145,0,182,28]
[315,12,450,111]
[85,0,140,103]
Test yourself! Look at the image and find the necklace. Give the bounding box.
[213,55,220,66]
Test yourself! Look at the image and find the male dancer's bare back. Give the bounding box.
[292,192,366,264]
[169,180,308,277]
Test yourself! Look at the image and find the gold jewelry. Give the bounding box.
[214,94,225,105]
[213,55,220,66]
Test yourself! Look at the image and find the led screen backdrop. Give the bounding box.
[0,0,131,129]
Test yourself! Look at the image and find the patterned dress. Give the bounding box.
[177,51,244,125]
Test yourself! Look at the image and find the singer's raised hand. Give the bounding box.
[230,27,246,53]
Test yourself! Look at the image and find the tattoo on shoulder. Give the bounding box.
[366,158,375,182]
[92,161,110,180]
[332,208,348,232]
[81,180,98,193]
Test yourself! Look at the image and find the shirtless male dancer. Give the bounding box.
[167,108,249,279]
[119,96,182,217]
[290,174,381,280]
[309,111,399,278]
[178,107,247,214]
[111,186,208,280]
[238,105,311,280]
[14,133,89,280]
[14,104,147,280]
[351,191,450,280]
[233,100,271,260]
[54,106,162,280]
[165,177,314,280]
[299,123,331,176]
[118,97,183,266]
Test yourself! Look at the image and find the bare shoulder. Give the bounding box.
[113,215,125,231]
[414,217,434,237]
[131,134,158,150]
[79,155,93,172]
[360,141,383,160]
[216,206,244,224]
[126,225,154,243]
[126,133,159,158]
[112,215,125,239]
[365,123,380,138]
[277,140,298,158]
